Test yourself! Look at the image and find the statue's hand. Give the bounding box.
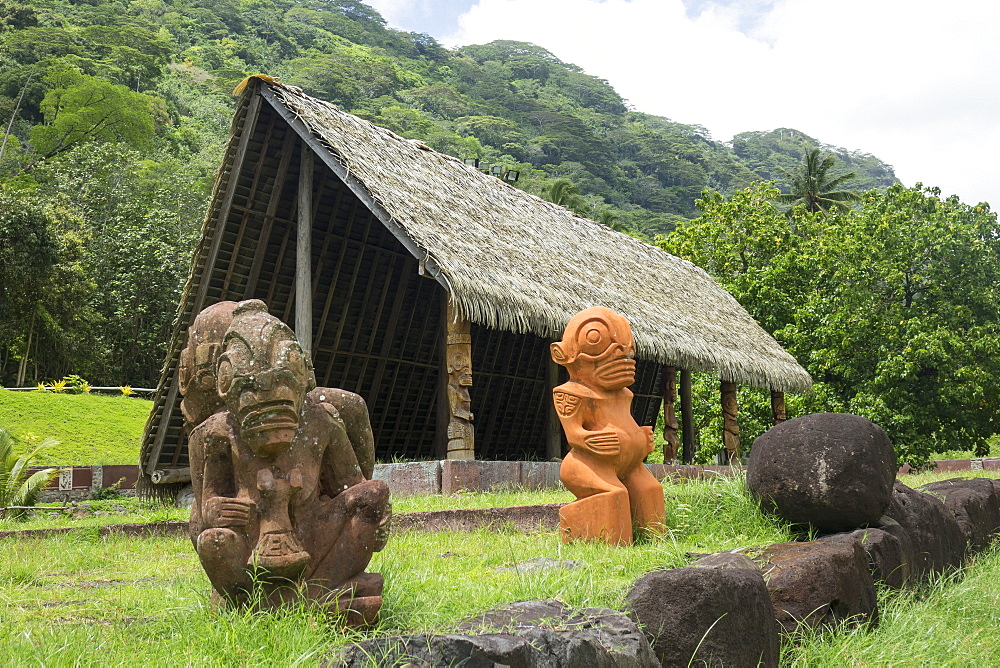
[582,430,620,457]
[204,496,256,529]
[642,426,655,455]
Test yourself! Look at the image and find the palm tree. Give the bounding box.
[595,209,633,234]
[543,178,588,216]
[0,427,60,519]
[777,149,861,214]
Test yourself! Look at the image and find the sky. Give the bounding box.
[365,0,1000,208]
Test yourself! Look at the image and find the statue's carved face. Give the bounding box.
[447,348,473,387]
[178,301,237,426]
[551,307,636,391]
[216,300,314,457]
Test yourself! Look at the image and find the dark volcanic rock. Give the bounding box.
[688,551,760,571]
[755,540,878,633]
[625,567,779,667]
[919,478,1000,554]
[819,526,913,588]
[329,599,658,667]
[885,482,966,577]
[747,413,896,532]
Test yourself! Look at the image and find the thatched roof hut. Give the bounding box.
[139,77,810,490]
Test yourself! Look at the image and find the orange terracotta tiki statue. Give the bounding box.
[551,307,666,545]
[181,299,391,626]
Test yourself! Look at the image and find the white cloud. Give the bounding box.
[443,0,1000,206]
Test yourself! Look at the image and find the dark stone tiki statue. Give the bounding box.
[182,299,391,626]
[551,307,666,545]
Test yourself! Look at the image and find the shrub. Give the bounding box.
[0,427,61,520]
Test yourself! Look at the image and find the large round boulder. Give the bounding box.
[625,566,779,667]
[747,413,896,532]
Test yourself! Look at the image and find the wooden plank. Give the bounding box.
[366,256,409,403]
[268,221,293,316]
[221,111,279,296]
[314,200,357,349]
[245,129,296,297]
[192,92,263,315]
[258,86,449,291]
[321,212,373,383]
[147,92,264,475]
[296,142,314,353]
[341,248,389,388]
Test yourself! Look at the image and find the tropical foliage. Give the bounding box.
[0,0,898,387]
[776,148,862,213]
[0,426,60,518]
[661,182,1000,465]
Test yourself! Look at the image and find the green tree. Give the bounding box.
[776,148,861,213]
[0,190,57,385]
[0,426,60,519]
[25,68,157,169]
[664,182,1000,466]
[543,177,588,215]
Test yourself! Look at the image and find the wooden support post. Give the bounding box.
[444,300,474,460]
[680,368,694,464]
[771,391,787,426]
[721,380,741,464]
[661,365,680,463]
[546,352,563,460]
[295,143,313,354]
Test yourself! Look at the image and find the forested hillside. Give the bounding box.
[0,0,897,388]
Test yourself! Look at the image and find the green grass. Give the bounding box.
[0,475,798,664]
[2,474,1000,664]
[0,497,189,532]
[783,545,1000,665]
[0,389,152,464]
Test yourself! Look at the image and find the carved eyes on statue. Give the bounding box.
[278,342,307,378]
[216,340,249,396]
[217,356,235,396]
[577,320,611,356]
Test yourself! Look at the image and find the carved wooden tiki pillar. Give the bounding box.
[445,301,475,460]
[771,391,787,426]
[680,368,694,464]
[720,380,740,464]
[661,365,680,463]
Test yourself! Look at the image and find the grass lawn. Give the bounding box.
[1,475,798,664]
[0,389,152,465]
[4,473,1000,664]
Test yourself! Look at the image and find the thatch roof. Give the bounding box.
[260,79,811,393]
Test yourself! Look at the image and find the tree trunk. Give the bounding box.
[16,309,36,387]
